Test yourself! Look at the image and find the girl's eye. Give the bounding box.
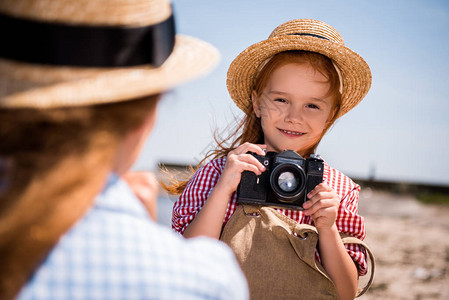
[274,98,287,103]
[307,104,320,109]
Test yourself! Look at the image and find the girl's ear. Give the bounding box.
[251,91,261,118]
[327,106,338,123]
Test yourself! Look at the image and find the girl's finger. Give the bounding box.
[236,153,267,173]
[236,161,264,175]
[304,199,336,216]
[234,142,267,156]
[306,182,330,199]
[303,190,337,210]
[308,206,336,222]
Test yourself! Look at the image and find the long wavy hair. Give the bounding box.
[163,50,342,195]
[0,95,159,300]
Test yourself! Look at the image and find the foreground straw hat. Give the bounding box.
[227,19,371,118]
[0,0,219,108]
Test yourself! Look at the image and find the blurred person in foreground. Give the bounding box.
[0,0,248,299]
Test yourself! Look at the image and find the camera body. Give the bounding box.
[237,150,324,210]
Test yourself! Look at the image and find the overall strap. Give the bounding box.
[340,234,376,297]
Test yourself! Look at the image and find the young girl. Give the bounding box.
[170,19,372,299]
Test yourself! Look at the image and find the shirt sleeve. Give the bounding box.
[172,161,221,234]
[336,185,368,276]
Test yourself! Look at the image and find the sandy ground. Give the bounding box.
[357,189,449,300]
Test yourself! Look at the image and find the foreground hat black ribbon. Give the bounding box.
[0,12,175,68]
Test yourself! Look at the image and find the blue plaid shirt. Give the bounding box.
[18,174,248,300]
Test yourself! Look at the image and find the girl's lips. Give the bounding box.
[278,128,304,137]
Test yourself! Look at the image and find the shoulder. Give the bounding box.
[19,183,247,299]
[179,236,247,278]
[323,161,360,199]
[201,157,227,173]
[139,225,249,298]
[164,234,249,299]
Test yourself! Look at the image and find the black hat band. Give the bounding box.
[0,12,175,68]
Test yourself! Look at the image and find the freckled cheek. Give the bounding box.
[311,119,329,133]
[260,117,272,130]
[305,110,330,123]
[260,104,284,120]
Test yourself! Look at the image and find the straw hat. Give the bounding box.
[227,19,371,118]
[0,0,219,108]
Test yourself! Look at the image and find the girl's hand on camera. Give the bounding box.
[303,183,340,231]
[216,142,267,196]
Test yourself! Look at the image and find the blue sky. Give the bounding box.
[135,0,449,186]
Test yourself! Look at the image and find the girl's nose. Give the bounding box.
[284,107,303,124]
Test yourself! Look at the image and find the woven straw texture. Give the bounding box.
[227,19,371,118]
[0,0,219,108]
[0,0,171,26]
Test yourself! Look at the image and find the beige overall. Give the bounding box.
[220,205,375,300]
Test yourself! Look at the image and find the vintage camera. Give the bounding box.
[237,150,324,210]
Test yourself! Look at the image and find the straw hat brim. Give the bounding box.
[0,34,219,108]
[227,35,371,117]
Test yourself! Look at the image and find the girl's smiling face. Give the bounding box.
[252,62,336,156]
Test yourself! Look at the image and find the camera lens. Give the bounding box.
[277,171,299,192]
[270,163,306,203]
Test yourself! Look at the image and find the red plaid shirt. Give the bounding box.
[172,157,367,275]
